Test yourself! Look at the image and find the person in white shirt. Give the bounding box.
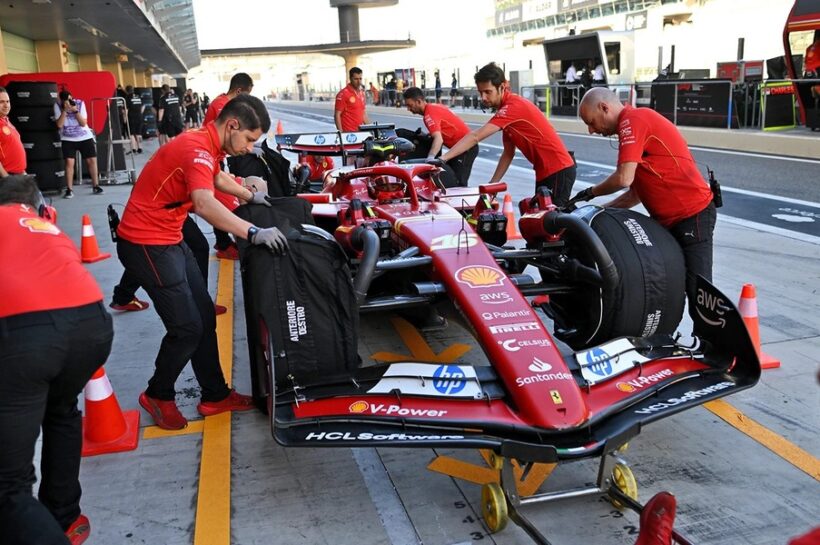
[593,61,606,83]
[565,63,579,83]
[54,90,102,198]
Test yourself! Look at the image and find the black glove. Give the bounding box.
[425,157,445,167]
[250,227,288,254]
[569,187,595,204]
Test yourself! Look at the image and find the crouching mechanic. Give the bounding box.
[572,87,716,321]
[403,86,477,186]
[438,63,576,206]
[0,175,113,545]
[116,94,287,430]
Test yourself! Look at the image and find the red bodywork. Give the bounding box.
[782,0,820,124]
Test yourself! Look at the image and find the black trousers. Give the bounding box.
[113,215,209,305]
[116,237,230,402]
[213,228,234,251]
[536,163,577,208]
[448,145,479,187]
[668,202,717,321]
[0,302,113,544]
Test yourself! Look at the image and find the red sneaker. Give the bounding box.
[139,392,188,430]
[109,298,150,312]
[635,492,676,545]
[214,303,227,315]
[65,514,90,545]
[215,244,239,260]
[197,390,254,417]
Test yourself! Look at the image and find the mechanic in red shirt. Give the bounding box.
[117,94,287,430]
[440,63,576,205]
[403,86,477,187]
[0,87,27,176]
[573,87,716,320]
[0,175,112,545]
[334,66,369,132]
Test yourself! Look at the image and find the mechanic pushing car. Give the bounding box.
[438,63,577,206]
[116,94,287,430]
[334,66,370,132]
[403,86,478,187]
[572,87,717,321]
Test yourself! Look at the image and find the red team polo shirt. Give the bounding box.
[334,84,366,132]
[616,105,713,227]
[422,104,469,148]
[0,116,26,174]
[488,92,574,181]
[0,204,102,318]
[203,93,230,125]
[117,123,224,245]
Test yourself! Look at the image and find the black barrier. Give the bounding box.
[651,80,738,128]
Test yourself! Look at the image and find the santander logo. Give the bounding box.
[528,358,552,373]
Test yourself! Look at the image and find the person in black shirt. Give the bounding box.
[124,85,145,154]
[157,84,184,146]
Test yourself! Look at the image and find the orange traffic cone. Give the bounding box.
[502,193,522,240]
[80,214,111,263]
[81,366,140,456]
[737,284,781,370]
[276,120,284,135]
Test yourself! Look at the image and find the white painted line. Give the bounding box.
[718,216,820,245]
[351,448,420,545]
[687,146,820,164]
[715,186,820,208]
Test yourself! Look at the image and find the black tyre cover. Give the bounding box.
[27,159,66,192]
[10,107,56,132]
[552,207,685,349]
[6,82,59,107]
[21,131,63,161]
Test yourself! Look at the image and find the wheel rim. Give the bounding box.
[610,462,638,510]
[481,483,508,533]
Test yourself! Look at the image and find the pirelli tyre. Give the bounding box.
[9,107,56,132]
[549,206,686,350]
[27,159,66,193]
[22,131,63,161]
[6,81,59,107]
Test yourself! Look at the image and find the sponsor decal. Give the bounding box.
[641,310,662,337]
[19,217,60,235]
[481,309,531,321]
[623,218,653,246]
[695,288,727,328]
[480,291,513,305]
[577,339,648,385]
[615,369,674,393]
[314,134,326,144]
[430,233,478,251]
[347,400,448,418]
[550,390,563,405]
[349,95,356,103]
[528,357,552,373]
[498,338,553,352]
[432,365,467,395]
[634,382,734,415]
[345,133,357,143]
[305,431,465,441]
[285,300,307,342]
[489,321,540,334]
[455,265,505,288]
[2,126,10,135]
[193,158,211,167]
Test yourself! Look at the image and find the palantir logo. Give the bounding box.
[432,365,467,395]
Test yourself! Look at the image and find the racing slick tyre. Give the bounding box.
[9,107,56,132]
[21,130,63,161]
[6,81,59,107]
[27,159,66,193]
[550,207,685,349]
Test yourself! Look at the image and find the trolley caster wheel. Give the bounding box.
[488,452,504,470]
[616,442,630,454]
[481,482,509,533]
[609,462,638,510]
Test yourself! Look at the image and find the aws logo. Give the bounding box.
[696,288,727,328]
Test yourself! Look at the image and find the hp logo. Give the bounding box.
[314,135,326,144]
[432,365,467,395]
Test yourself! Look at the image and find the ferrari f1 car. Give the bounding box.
[235,125,760,544]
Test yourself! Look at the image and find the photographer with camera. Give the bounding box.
[54,90,102,199]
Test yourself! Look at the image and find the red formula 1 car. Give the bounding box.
[240,125,759,544]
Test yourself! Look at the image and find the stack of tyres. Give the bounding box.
[136,87,157,138]
[7,81,64,192]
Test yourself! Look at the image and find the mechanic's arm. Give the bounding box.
[427,131,444,159]
[0,161,9,178]
[441,122,500,162]
[362,110,370,125]
[191,189,254,238]
[589,161,637,198]
[604,188,641,209]
[214,171,254,203]
[334,110,343,131]
[488,138,515,184]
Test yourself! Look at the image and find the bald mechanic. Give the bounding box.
[572,88,716,320]
[0,175,112,545]
[439,63,576,206]
[335,67,370,132]
[403,86,477,186]
[117,94,287,430]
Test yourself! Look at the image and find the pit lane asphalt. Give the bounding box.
[39,105,820,545]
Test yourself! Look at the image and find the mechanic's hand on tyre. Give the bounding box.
[569,187,595,204]
[251,227,288,254]
[248,190,272,207]
[425,157,445,167]
[244,175,268,195]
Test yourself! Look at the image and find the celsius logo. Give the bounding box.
[432,365,467,395]
[528,358,552,373]
[314,134,326,144]
[345,133,357,143]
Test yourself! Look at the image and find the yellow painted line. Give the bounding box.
[371,317,472,363]
[427,455,498,485]
[193,258,235,545]
[143,420,204,439]
[704,399,820,482]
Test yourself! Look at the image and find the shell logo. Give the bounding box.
[616,382,635,393]
[455,266,505,288]
[19,217,60,235]
[2,126,11,135]
[348,400,370,413]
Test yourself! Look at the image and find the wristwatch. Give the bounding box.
[247,226,260,242]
